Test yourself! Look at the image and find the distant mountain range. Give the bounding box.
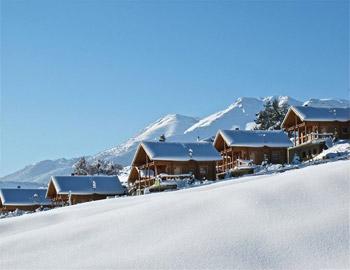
[1,96,349,186]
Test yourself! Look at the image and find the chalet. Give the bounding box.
[0,188,52,212]
[46,175,125,205]
[213,130,292,177]
[281,106,350,162]
[128,141,222,192]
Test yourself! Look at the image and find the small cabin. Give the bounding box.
[46,175,125,205]
[281,106,350,162]
[128,141,222,192]
[213,130,292,177]
[0,188,52,212]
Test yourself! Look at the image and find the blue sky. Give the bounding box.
[1,0,348,176]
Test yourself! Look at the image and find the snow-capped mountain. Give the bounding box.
[1,96,348,185]
[92,114,199,164]
[184,96,302,139]
[0,158,79,186]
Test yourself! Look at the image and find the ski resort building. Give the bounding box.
[213,130,292,177]
[0,188,52,212]
[281,106,350,162]
[46,175,125,205]
[128,141,222,192]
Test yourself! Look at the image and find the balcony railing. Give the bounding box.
[294,132,334,146]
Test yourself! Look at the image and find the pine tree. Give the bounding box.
[72,157,89,175]
[72,157,123,176]
[255,98,289,130]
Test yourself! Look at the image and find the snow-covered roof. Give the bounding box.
[0,188,51,206]
[49,175,124,196]
[215,130,293,148]
[284,106,350,125]
[139,141,222,162]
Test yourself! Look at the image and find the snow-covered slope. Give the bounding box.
[303,98,350,108]
[1,160,349,269]
[1,96,348,185]
[0,158,78,186]
[92,114,199,164]
[184,96,301,138]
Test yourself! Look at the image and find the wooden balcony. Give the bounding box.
[294,132,333,146]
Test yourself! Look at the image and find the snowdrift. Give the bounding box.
[0,160,349,269]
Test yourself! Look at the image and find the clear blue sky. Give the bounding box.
[1,0,348,176]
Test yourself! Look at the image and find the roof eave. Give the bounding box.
[281,106,305,128]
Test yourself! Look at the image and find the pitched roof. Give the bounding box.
[286,106,350,123]
[215,130,293,148]
[139,141,222,162]
[48,175,124,196]
[0,188,51,206]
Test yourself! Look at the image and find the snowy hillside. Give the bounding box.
[0,158,78,186]
[184,96,301,138]
[1,160,349,269]
[92,114,199,164]
[1,96,348,185]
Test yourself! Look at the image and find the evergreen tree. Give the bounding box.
[255,98,289,130]
[73,157,123,176]
[72,157,89,175]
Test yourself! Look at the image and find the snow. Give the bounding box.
[117,166,131,184]
[93,114,199,164]
[216,129,293,148]
[314,140,350,160]
[0,160,349,269]
[303,98,350,108]
[0,188,51,206]
[184,97,267,137]
[0,158,78,185]
[291,106,350,122]
[49,175,125,195]
[139,141,222,162]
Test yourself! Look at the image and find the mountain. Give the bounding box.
[92,114,199,164]
[184,96,302,139]
[0,158,79,186]
[1,96,348,185]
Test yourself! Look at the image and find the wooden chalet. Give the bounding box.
[213,130,292,177]
[46,175,125,205]
[281,106,350,162]
[0,188,52,212]
[128,141,222,193]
